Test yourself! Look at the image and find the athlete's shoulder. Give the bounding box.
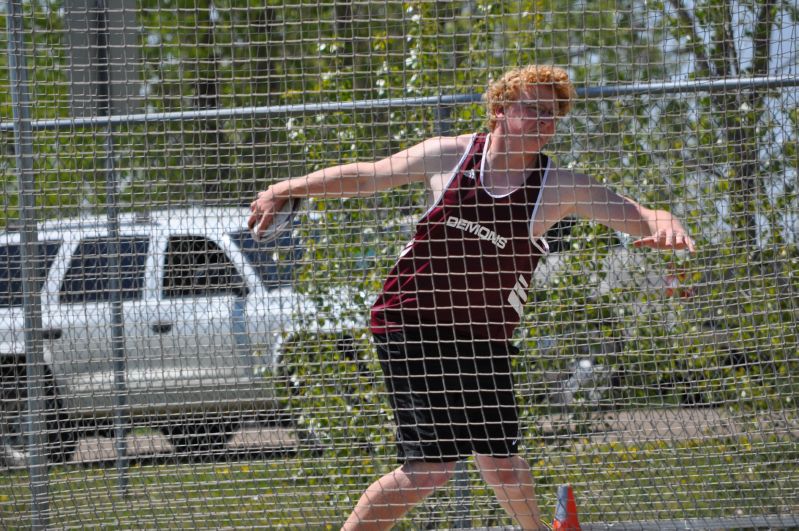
[417,134,475,156]
[409,135,476,175]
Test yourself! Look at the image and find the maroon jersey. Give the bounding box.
[370,133,550,341]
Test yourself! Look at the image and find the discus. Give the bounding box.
[252,197,302,243]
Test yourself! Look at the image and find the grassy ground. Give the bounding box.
[1,435,796,529]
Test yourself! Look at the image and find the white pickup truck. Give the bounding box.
[0,206,361,464]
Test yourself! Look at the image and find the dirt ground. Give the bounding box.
[69,424,300,464]
[537,407,799,444]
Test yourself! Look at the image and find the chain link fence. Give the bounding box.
[2,0,798,528]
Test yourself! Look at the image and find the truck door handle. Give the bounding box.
[151,322,173,334]
[41,328,63,340]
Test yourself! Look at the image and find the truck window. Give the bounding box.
[0,241,62,308]
[162,236,246,298]
[59,237,149,304]
[229,230,302,290]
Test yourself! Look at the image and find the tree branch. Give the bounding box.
[720,4,739,77]
[751,0,775,78]
[667,0,714,77]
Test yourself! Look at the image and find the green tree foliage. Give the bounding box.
[519,0,798,416]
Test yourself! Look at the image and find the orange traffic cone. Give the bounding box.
[552,484,581,531]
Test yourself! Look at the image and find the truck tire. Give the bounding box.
[0,362,77,467]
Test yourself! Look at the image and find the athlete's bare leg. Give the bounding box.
[474,454,545,530]
[342,460,457,531]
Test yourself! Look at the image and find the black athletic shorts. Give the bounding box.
[373,328,520,463]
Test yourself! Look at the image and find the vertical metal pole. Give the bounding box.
[95,0,130,495]
[5,1,50,528]
[452,460,472,529]
[232,297,253,377]
[106,115,130,497]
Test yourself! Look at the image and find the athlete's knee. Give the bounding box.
[400,461,457,490]
[475,455,532,487]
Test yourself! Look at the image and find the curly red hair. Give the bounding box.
[484,65,576,130]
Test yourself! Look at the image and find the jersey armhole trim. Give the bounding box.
[416,133,478,223]
[529,156,552,255]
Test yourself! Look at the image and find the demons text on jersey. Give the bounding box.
[445,216,508,249]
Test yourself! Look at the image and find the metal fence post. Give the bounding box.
[452,460,472,529]
[95,0,131,496]
[5,1,50,528]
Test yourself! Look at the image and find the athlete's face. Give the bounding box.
[496,85,558,147]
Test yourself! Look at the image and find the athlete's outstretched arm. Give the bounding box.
[248,136,467,236]
[547,169,696,252]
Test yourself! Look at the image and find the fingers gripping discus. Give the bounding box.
[253,198,302,243]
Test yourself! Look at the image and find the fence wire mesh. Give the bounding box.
[1,0,798,529]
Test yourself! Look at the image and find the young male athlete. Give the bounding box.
[249,65,695,530]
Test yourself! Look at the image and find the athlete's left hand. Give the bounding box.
[633,229,696,252]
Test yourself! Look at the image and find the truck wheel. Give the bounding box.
[0,363,77,467]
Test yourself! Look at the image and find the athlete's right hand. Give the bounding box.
[248,187,288,240]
